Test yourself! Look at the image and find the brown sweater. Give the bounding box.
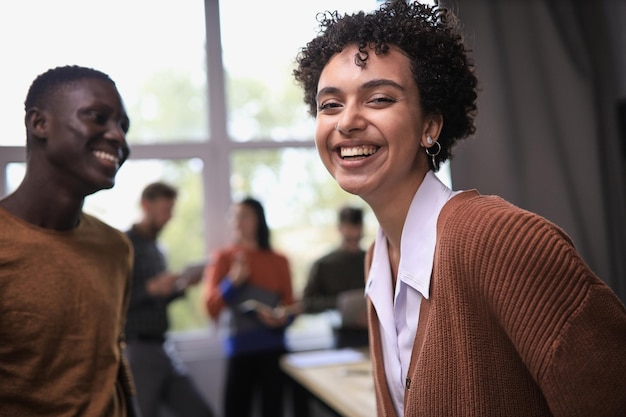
[367,191,626,417]
[0,208,134,417]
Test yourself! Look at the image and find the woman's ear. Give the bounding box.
[420,113,443,147]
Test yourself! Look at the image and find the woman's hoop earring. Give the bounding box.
[425,141,441,168]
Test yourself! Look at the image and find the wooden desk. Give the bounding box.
[280,348,376,417]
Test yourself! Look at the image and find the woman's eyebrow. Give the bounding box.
[360,79,405,91]
[316,79,405,101]
[316,86,341,102]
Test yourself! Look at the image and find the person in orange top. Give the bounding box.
[203,196,295,417]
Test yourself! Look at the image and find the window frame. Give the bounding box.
[0,0,315,257]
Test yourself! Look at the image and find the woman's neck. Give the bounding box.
[236,237,258,250]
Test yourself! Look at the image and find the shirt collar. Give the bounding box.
[398,171,455,299]
[366,171,455,300]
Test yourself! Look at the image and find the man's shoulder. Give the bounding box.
[81,213,131,246]
[82,212,121,232]
[0,205,20,229]
[123,224,145,244]
[314,248,365,265]
[313,249,342,264]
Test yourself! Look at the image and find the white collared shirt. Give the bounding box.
[365,172,459,416]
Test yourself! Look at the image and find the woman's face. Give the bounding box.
[315,45,437,206]
[230,203,258,244]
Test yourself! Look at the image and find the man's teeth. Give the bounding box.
[340,146,378,158]
[93,150,120,164]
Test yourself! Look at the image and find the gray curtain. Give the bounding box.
[444,0,626,301]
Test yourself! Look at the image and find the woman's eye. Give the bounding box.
[318,101,342,111]
[369,96,396,104]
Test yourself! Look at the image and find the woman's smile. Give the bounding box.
[339,145,380,159]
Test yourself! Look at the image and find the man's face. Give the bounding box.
[33,78,130,197]
[339,222,363,253]
[142,197,175,233]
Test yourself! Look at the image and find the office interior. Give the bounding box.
[1,1,625,416]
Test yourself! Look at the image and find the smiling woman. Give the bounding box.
[293,1,626,416]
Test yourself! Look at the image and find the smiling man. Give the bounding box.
[0,66,138,417]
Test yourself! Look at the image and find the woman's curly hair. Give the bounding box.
[293,0,478,170]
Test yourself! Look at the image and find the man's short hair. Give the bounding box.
[339,206,363,225]
[25,65,115,112]
[141,182,178,201]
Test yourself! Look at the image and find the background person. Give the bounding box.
[0,65,137,416]
[125,181,214,417]
[293,1,626,416]
[301,205,366,313]
[203,196,296,417]
[301,205,368,347]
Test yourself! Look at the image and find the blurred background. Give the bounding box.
[1,0,624,327]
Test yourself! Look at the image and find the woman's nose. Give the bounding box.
[335,103,366,135]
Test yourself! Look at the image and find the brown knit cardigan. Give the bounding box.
[366,190,626,417]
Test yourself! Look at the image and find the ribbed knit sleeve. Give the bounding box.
[446,195,587,376]
[434,194,626,417]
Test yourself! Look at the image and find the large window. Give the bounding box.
[0,0,208,146]
[219,0,379,142]
[1,0,442,332]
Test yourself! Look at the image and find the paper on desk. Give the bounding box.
[285,348,366,368]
